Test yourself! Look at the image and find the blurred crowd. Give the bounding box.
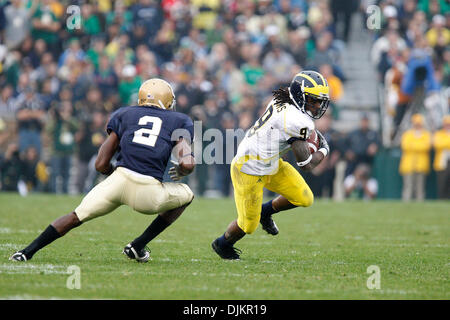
[369,0,449,200]
[0,0,447,200]
[372,0,449,135]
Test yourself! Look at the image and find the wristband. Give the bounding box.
[297,154,312,167]
[318,147,328,157]
[179,152,195,159]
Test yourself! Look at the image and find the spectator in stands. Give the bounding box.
[330,0,358,43]
[384,49,411,135]
[432,115,450,199]
[0,117,11,154]
[46,101,79,194]
[79,86,104,118]
[426,14,448,68]
[319,63,344,106]
[344,113,380,176]
[0,143,23,191]
[149,20,176,64]
[418,0,450,21]
[15,87,45,155]
[344,163,378,200]
[118,64,141,105]
[94,54,118,99]
[0,84,16,122]
[39,78,57,111]
[262,44,295,84]
[3,0,38,50]
[216,59,245,105]
[31,0,62,57]
[426,14,449,49]
[287,27,309,68]
[240,51,265,87]
[371,29,407,81]
[58,38,86,68]
[131,0,163,38]
[399,114,431,201]
[80,2,103,37]
[401,36,440,97]
[397,0,417,35]
[74,110,106,194]
[21,145,39,192]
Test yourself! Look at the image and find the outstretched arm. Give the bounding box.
[95,131,120,174]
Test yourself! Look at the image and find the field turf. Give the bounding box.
[0,193,448,300]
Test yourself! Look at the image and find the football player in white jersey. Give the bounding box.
[212,71,331,260]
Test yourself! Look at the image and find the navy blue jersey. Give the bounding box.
[107,105,194,181]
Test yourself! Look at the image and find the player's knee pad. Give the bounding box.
[237,215,257,234]
[184,185,195,204]
[290,190,314,208]
[240,220,258,234]
[302,193,314,207]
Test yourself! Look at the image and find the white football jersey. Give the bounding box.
[235,99,315,176]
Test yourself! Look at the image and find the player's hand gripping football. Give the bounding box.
[316,130,329,157]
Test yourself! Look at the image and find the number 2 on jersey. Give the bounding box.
[132,116,162,147]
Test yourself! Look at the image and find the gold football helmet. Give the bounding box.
[138,78,176,109]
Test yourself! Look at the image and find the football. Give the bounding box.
[307,129,319,153]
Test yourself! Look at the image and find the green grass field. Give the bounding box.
[0,193,448,300]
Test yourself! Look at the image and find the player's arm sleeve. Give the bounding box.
[95,131,120,174]
[173,115,194,144]
[183,116,194,144]
[283,109,314,145]
[106,109,123,138]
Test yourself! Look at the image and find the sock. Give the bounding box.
[131,215,171,251]
[22,225,61,259]
[261,200,276,218]
[217,233,232,247]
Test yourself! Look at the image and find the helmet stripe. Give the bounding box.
[297,73,318,87]
[317,72,327,87]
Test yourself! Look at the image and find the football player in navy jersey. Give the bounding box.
[10,79,196,263]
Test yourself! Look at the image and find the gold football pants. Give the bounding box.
[231,158,314,234]
[75,167,194,222]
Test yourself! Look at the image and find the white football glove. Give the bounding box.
[168,160,182,181]
[316,129,329,157]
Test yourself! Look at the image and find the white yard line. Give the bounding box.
[0,263,68,275]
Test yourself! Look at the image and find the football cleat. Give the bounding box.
[122,243,150,263]
[260,214,279,235]
[9,251,27,262]
[211,239,241,260]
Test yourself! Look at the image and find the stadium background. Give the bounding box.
[0,0,448,200]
